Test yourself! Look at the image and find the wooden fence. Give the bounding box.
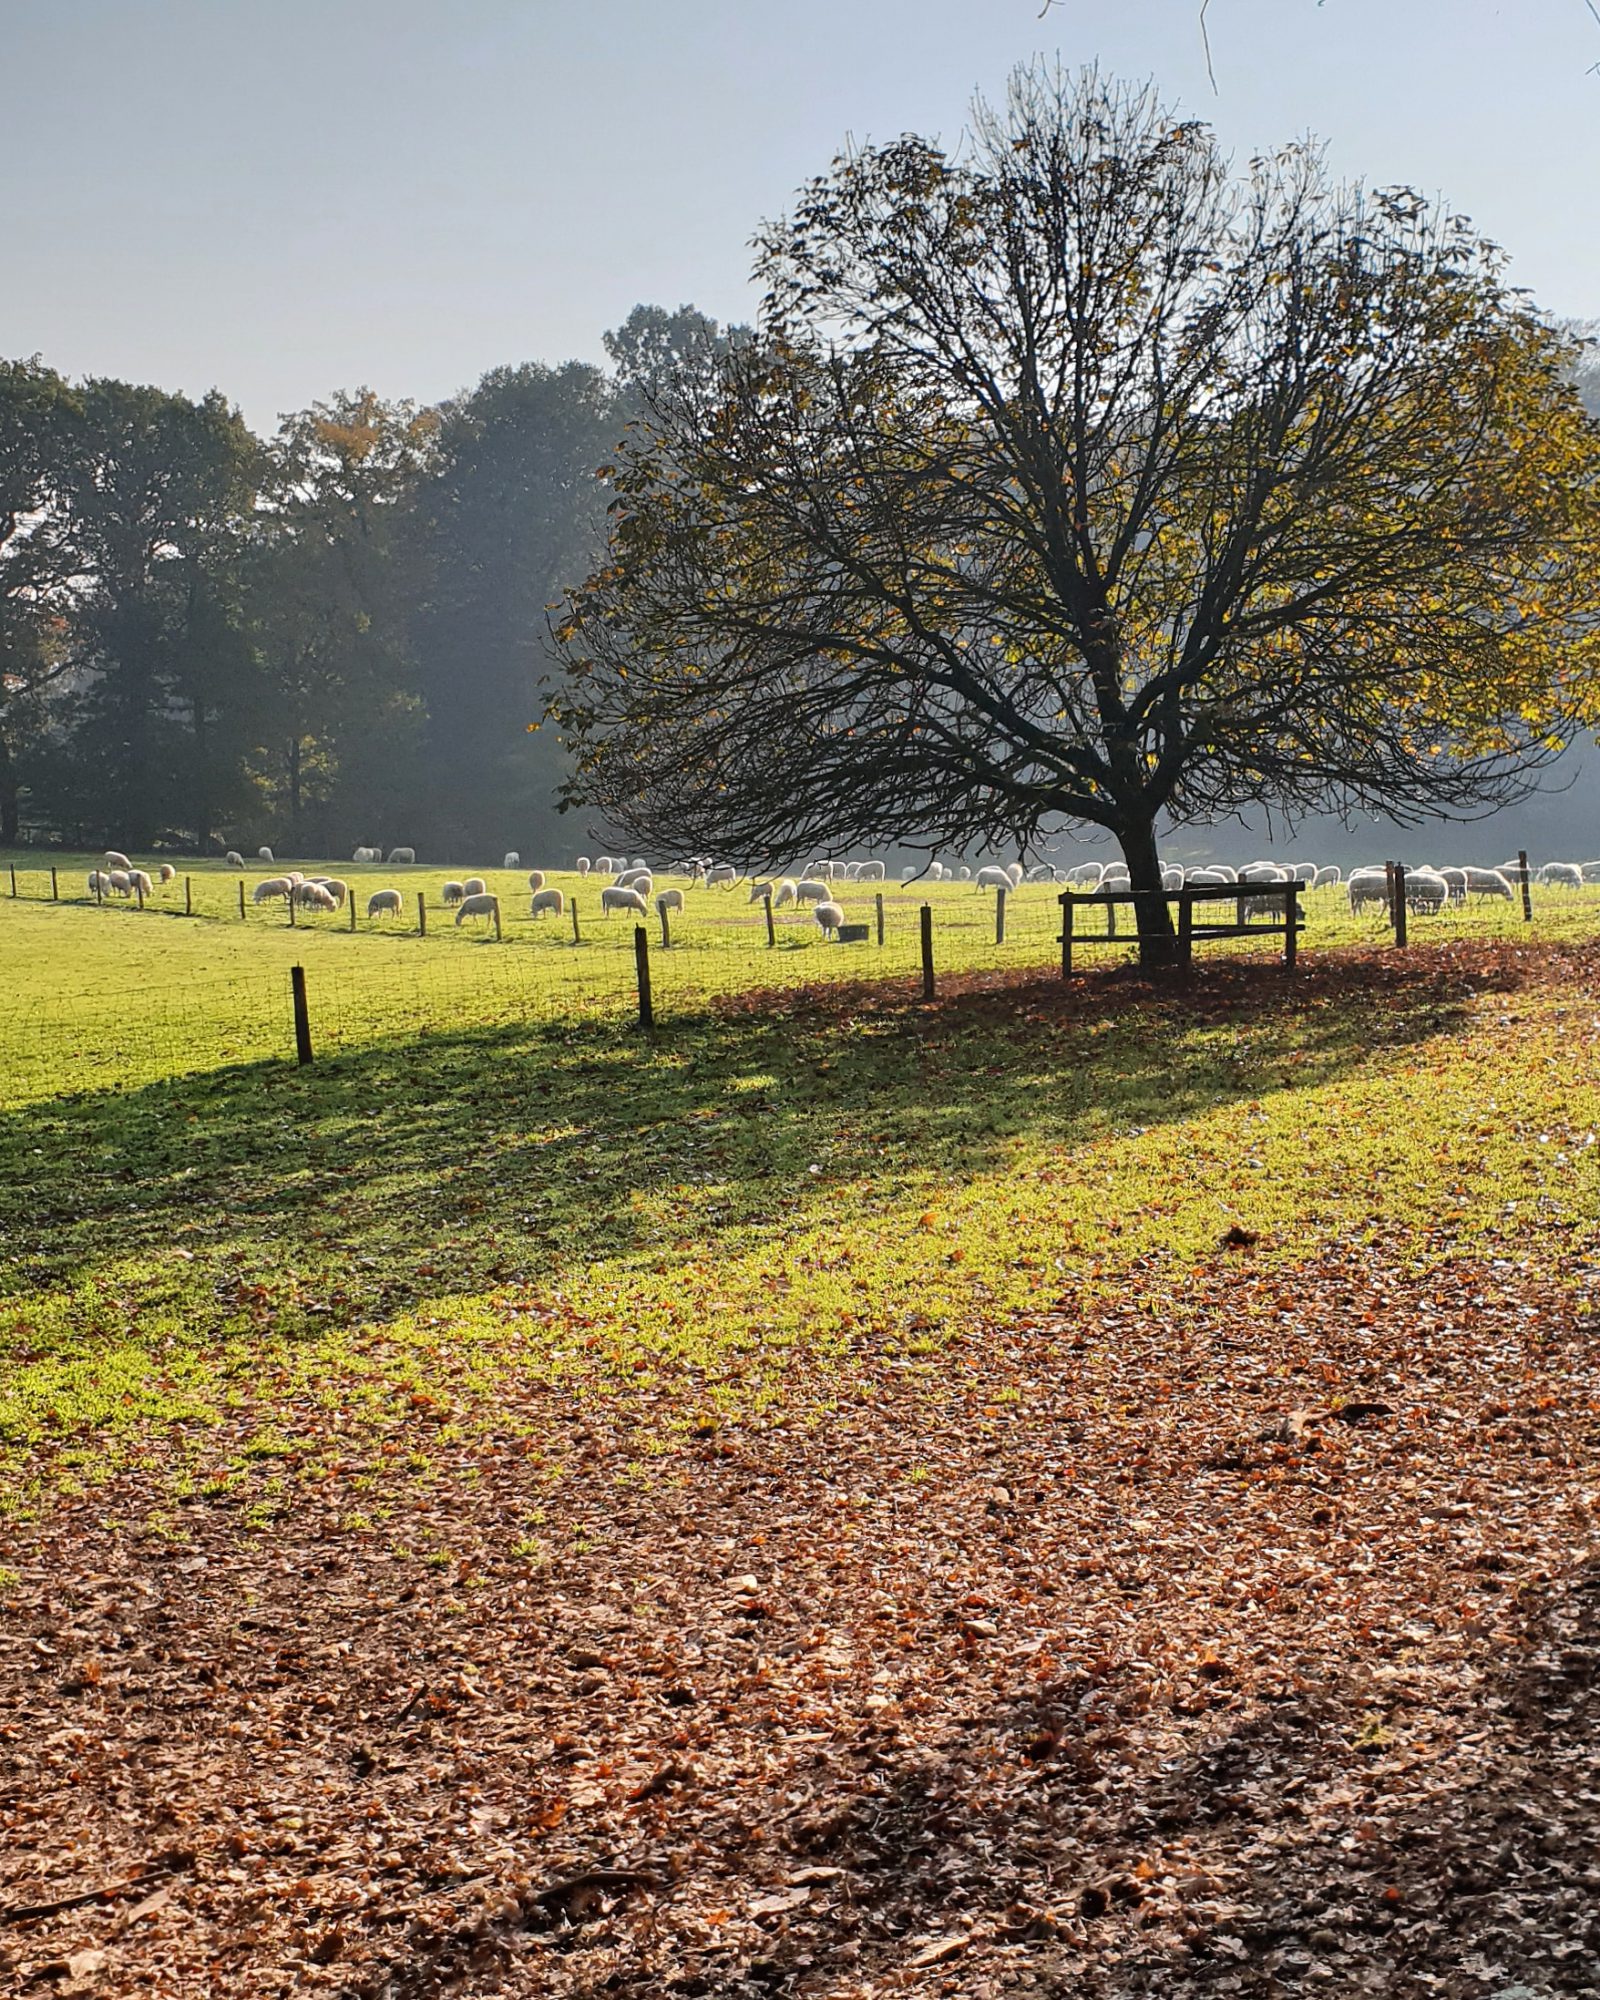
[1058,881,1303,975]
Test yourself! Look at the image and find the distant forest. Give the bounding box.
[0,305,744,860]
[2,313,1596,866]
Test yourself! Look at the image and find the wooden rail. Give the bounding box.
[1059,881,1303,975]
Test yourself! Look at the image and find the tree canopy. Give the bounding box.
[551,67,1600,958]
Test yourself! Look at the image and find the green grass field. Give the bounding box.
[3,848,1597,1513]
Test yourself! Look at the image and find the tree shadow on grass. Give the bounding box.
[0,942,1550,1371]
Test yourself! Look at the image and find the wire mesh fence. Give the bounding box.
[4,858,1598,1108]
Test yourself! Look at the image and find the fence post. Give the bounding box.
[96,871,103,904]
[1107,893,1117,940]
[135,874,145,910]
[7,864,15,897]
[348,891,356,931]
[660,900,671,949]
[1284,883,1299,972]
[290,964,314,1065]
[1393,864,1408,948]
[764,891,776,948]
[634,923,654,1029]
[1060,892,1074,978]
[571,897,581,944]
[1178,889,1193,968]
[1385,861,1397,928]
[875,891,885,947]
[238,879,245,919]
[920,903,935,1001]
[417,891,427,937]
[995,885,1006,946]
[1518,849,1533,923]
[287,888,296,927]
[493,898,502,942]
[50,867,59,902]
[184,874,192,916]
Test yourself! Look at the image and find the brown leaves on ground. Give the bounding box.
[4,1233,1599,1996]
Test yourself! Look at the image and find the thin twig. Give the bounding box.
[1199,0,1219,94]
[2,1867,174,1926]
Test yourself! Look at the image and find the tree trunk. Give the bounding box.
[0,724,18,845]
[1116,820,1179,969]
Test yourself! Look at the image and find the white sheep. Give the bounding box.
[86,869,115,896]
[103,869,132,897]
[601,885,648,917]
[158,862,177,884]
[462,875,487,897]
[1463,866,1514,902]
[594,854,616,874]
[1160,864,1184,892]
[1312,864,1342,890]
[813,899,845,937]
[1025,863,1051,883]
[253,877,292,904]
[258,846,274,862]
[974,866,1012,892]
[1289,862,1318,885]
[454,892,499,927]
[529,887,565,917]
[956,866,971,882]
[793,878,833,906]
[617,868,652,893]
[503,851,520,868]
[1347,866,1392,914]
[526,870,546,894]
[656,887,685,915]
[285,872,306,887]
[900,865,914,882]
[1404,866,1450,914]
[224,850,245,869]
[1184,867,1229,887]
[442,881,466,906]
[705,863,737,890]
[104,850,132,869]
[367,888,403,919]
[575,856,592,876]
[1440,866,1468,905]
[1538,861,1583,890]
[858,861,885,880]
[387,846,415,864]
[1006,862,1024,887]
[126,869,154,898]
[293,881,337,911]
[1581,861,1600,885]
[772,878,798,909]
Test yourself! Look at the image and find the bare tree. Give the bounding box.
[551,67,1600,964]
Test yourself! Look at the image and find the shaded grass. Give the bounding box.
[4,931,1597,1513]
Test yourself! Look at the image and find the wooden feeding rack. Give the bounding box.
[1058,880,1303,976]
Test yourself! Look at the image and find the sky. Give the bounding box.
[6,0,1598,432]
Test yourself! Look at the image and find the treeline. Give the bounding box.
[0,305,739,858]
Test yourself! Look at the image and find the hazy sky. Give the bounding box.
[7,0,1598,430]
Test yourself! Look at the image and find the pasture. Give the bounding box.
[3,854,1600,1996]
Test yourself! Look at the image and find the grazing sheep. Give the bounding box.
[617,868,652,892]
[1025,863,1052,883]
[285,872,306,887]
[900,865,915,882]
[126,869,154,898]
[749,879,775,903]
[321,878,348,908]
[454,891,499,927]
[1538,861,1583,890]
[86,869,115,896]
[1347,866,1392,915]
[1161,864,1184,892]
[351,846,373,863]
[367,889,403,919]
[956,866,971,882]
[104,850,132,869]
[1184,867,1228,887]
[772,878,798,909]
[575,856,592,876]
[529,887,565,917]
[842,862,862,881]
[442,881,467,906]
[858,860,885,880]
[258,846,274,862]
[293,881,337,911]
[656,887,685,915]
[813,899,845,937]
[793,878,833,906]
[526,870,546,894]
[1440,866,1468,905]
[1405,866,1450,914]
[601,885,648,917]
[102,870,131,897]
[974,865,1012,892]
[387,846,416,864]
[503,851,520,868]
[1581,861,1600,885]
[253,877,292,904]
[157,862,177,884]
[1065,863,1104,888]
[224,850,245,869]
[705,864,737,890]
[462,876,487,897]
[594,854,616,875]
[1312,864,1341,889]
[1463,866,1514,901]
[1005,862,1024,887]
[1101,864,1130,887]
